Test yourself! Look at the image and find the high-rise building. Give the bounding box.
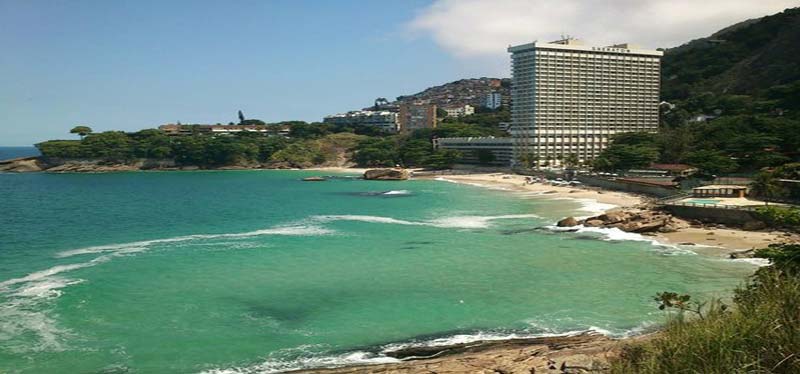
[508,38,662,166]
[398,102,437,133]
[486,92,502,109]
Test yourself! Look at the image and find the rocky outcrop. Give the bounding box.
[363,168,410,180]
[580,209,688,234]
[557,216,580,227]
[290,333,641,374]
[0,157,43,172]
[742,220,767,231]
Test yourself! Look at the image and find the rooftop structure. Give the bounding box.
[508,38,663,166]
[158,124,288,137]
[692,185,748,198]
[323,110,398,132]
[442,105,475,118]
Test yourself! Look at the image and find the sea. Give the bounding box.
[0,154,759,373]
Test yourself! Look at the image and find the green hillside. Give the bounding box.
[662,7,800,100]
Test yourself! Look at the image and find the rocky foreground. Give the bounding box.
[291,333,640,374]
[556,208,687,234]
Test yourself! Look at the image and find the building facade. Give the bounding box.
[323,110,398,132]
[398,102,437,133]
[486,92,502,109]
[442,105,475,118]
[434,137,513,165]
[159,124,289,137]
[508,38,662,166]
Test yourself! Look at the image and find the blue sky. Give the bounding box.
[0,0,472,145]
[1,0,795,146]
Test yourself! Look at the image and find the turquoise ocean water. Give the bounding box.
[0,169,758,373]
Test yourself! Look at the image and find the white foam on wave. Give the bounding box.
[433,177,511,191]
[56,225,333,258]
[545,224,696,255]
[382,190,411,195]
[199,322,655,374]
[1,223,334,353]
[730,257,771,267]
[199,346,400,374]
[314,214,540,230]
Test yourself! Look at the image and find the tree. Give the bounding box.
[750,172,787,205]
[684,150,738,175]
[563,153,580,169]
[517,152,539,169]
[423,149,461,169]
[593,144,659,171]
[70,125,92,139]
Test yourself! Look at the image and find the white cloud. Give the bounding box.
[408,0,798,74]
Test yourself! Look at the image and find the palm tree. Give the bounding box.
[750,172,786,205]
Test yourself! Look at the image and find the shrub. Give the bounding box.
[610,243,800,373]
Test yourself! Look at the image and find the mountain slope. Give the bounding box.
[662,7,800,100]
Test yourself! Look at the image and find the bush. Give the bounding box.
[754,206,800,227]
[610,243,800,373]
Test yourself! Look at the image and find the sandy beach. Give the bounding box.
[416,172,795,253]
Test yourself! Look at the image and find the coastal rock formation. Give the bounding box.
[581,209,687,234]
[557,216,580,227]
[0,157,43,172]
[290,333,633,374]
[742,220,767,231]
[363,168,410,181]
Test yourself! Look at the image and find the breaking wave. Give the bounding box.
[312,214,540,229]
[56,225,333,258]
[198,322,655,374]
[544,224,697,255]
[0,223,334,353]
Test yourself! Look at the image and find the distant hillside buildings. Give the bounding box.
[158,124,289,137]
[323,110,399,132]
[486,92,502,109]
[442,104,475,118]
[398,102,438,133]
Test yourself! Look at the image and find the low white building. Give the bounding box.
[434,137,513,165]
[442,105,475,118]
[486,92,502,109]
[323,110,399,132]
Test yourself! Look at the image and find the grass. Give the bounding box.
[610,257,800,373]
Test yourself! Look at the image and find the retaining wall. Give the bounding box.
[577,175,678,197]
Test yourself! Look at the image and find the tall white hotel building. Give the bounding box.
[508,38,662,166]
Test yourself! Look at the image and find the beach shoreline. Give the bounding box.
[421,172,793,254]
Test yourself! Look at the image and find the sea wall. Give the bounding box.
[663,204,758,225]
[577,175,677,197]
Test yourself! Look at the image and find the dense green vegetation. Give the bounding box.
[35,124,375,168]
[661,8,800,100]
[611,243,800,374]
[594,7,800,175]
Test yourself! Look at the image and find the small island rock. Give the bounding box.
[363,168,410,181]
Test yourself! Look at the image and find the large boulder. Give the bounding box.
[0,157,43,172]
[363,168,410,180]
[598,212,627,224]
[584,219,605,227]
[742,220,767,231]
[557,216,579,227]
